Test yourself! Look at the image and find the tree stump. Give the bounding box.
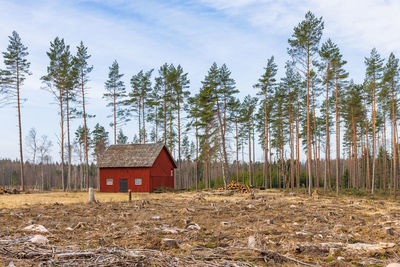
[88,187,96,203]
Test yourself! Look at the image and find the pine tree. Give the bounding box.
[288,11,324,196]
[74,125,91,189]
[147,87,162,143]
[186,94,202,188]
[104,60,128,144]
[155,63,171,146]
[73,41,93,189]
[128,69,153,143]
[92,123,109,163]
[330,42,348,194]
[364,48,384,194]
[319,39,337,191]
[383,53,399,197]
[240,95,258,186]
[342,81,363,188]
[254,56,277,188]
[271,84,289,188]
[227,97,242,182]
[117,129,128,144]
[198,65,220,188]
[41,37,70,191]
[281,61,300,189]
[62,46,77,191]
[310,69,322,188]
[217,64,238,183]
[170,65,190,188]
[0,31,31,191]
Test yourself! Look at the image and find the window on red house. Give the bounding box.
[106,178,113,185]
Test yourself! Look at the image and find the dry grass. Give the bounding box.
[1,190,400,266]
[0,190,261,209]
[0,191,146,209]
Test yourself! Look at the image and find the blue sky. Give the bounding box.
[0,0,399,163]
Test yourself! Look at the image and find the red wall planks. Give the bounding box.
[99,167,150,192]
[149,148,175,191]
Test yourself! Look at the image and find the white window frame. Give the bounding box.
[171,169,173,176]
[135,178,142,185]
[106,178,113,185]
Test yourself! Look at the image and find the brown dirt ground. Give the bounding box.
[1,190,400,266]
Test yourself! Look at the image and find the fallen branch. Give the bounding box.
[233,247,320,267]
[55,251,95,259]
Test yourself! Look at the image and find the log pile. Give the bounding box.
[218,181,249,193]
[0,187,19,194]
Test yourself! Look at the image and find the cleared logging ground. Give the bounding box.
[1,190,400,266]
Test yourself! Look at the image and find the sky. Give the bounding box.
[0,0,400,163]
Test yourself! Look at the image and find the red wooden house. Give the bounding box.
[98,143,176,193]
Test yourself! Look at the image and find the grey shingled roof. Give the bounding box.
[98,143,175,168]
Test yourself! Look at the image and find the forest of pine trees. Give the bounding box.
[2,11,400,197]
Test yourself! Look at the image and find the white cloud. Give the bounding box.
[0,0,397,162]
[0,0,279,160]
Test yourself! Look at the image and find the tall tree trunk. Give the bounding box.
[113,89,116,144]
[335,79,340,195]
[324,141,327,192]
[289,95,295,189]
[361,134,365,188]
[223,97,229,183]
[281,148,285,188]
[142,97,146,144]
[81,73,89,189]
[392,81,397,198]
[364,98,371,190]
[215,100,228,185]
[236,121,239,181]
[325,64,331,192]
[16,65,24,191]
[252,118,256,186]
[177,97,181,189]
[352,109,358,188]
[138,98,142,143]
[169,105,173,154]
[242,139,245,184]
[248,121,252,186]
[269,126,273,188]
[59,80,65,191]
[395,120,399,198]
[79,145,83,190]
[312,84,318,188]
[306,48,313,196]
[264,86,269,189]
[372,74,376,194]
[383,112,387,192]
[195,122,198,189]
[296,105,300,189]
[163,87,167,145]
[66,91,71,191]
[155,106,158,142]
[318,131,322,185]
[348,144,352,188]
